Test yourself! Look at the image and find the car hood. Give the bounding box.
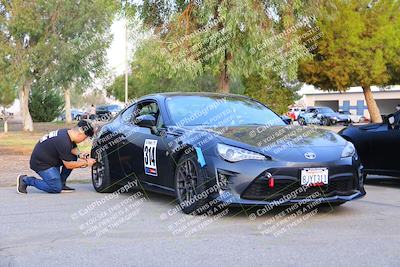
[190,125,348,162]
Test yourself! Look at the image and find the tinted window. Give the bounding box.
[318,107,334,113]
[137,102,158,117]
[165,95,285,127]
[394,111,400,125]
[121,105,136,123]
[134,101,163,127]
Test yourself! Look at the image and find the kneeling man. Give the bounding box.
[17,120,96,194]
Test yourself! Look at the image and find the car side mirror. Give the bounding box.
[135,114,156,128]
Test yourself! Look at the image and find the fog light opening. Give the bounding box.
[217,173,229,190]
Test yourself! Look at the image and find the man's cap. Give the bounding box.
[77,119,94,137]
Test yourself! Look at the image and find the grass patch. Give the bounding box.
[0,131,92,155]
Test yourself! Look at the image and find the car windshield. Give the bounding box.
[165,95,285,127]
[318,107,334,113]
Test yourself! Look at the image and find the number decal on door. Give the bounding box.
[144,139,158,176]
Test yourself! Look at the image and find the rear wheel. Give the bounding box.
[174,152,210,214]
[298,117,306,126]
[322,117,331,126]
[92,149,120,193]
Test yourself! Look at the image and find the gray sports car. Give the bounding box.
[91,93,365,214]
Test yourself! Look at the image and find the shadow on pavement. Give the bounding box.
[365,175,400,189]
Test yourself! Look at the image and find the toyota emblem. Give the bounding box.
[304,152,316,160]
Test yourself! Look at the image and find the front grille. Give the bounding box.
[241,174,356,201]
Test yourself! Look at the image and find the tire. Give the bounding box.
[298,117,306,126]
[322,117,331,126]
[174,152,210,215]
[92,149,121,193]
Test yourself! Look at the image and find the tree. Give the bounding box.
[106,37,252,101]
[243,73,299,114]
[0,0,116,130]
[132,0,330,101]
[0,79,15,133]
[298,0,400,122]
[29,86,63,122]
[165,0,276,93]
[46,0,116,123]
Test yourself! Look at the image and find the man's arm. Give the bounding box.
[63,158,96,169]
[71,147,89,159]
[63,159,88,169]
[71,147,80,156]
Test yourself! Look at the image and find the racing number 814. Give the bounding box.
[144,145,156,166]
[144,139,158,176]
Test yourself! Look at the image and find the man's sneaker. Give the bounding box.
[17,175,28,194]
[62,185,75,193]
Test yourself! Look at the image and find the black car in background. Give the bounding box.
[96,104,122,120]
[298,106,351,126]
[339,110,400,179]
[91,93,365,214]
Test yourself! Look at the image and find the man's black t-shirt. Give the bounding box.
[30,129,77,172]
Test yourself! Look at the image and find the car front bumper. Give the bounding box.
[330,118,351,124]
[203,154,365,206]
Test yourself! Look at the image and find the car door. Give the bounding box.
[116,104,140,180]
[382,112,400,171]
[118,100,176,188]
[308,108,319,124]
[363,116,400,172]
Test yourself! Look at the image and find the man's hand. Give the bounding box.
[78,152,90,159]
[86,158,96,167]
[63,158,96,169]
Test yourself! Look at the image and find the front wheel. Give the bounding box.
[174,152,210,214]
[92,149,120,193]
[298,117,307,126]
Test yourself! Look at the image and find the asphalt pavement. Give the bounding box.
[1,177,400,267]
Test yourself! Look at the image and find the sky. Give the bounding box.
[107,18,130,77]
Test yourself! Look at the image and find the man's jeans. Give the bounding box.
[24,166,72,193]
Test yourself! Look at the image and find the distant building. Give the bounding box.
[298,85,400,120]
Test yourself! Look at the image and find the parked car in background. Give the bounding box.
[96,104,123,120]
[339,110,400,179]
[298,106,351,126]
[59,109,84,121]
[0,108,13,121]
[287,107,306,121]
[339,110,365,123]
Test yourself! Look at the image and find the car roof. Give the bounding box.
[138,92,253,102]
[307,106,337,111]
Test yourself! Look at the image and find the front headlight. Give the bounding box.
[217,144,266,162]
[341,142,355,158]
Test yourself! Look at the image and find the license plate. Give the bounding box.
[301,168,328,186]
